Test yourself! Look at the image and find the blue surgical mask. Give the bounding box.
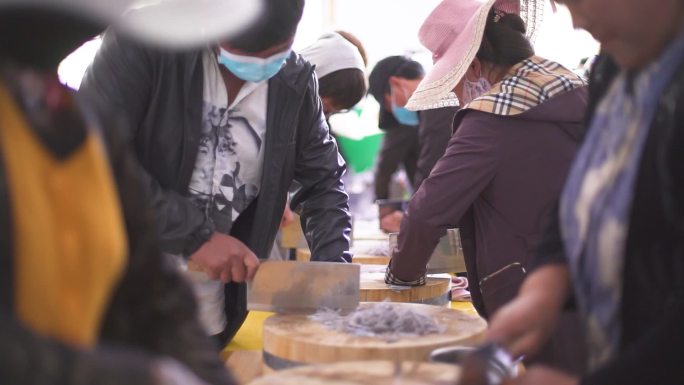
[218,47,291,82]
[391,103,420,126]
[390,86,419,125]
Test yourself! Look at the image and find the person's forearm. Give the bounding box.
[487,263,573,358]
[519,263,571,311]
[387,209,445,283]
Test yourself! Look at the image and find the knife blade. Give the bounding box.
[247,261,360,314]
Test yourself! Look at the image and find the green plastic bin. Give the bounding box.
[335,132,384,174]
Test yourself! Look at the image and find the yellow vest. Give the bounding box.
[0,82,127,348]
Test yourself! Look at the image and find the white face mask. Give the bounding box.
[461,76,492,105]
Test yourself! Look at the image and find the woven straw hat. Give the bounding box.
[406,0,544,111]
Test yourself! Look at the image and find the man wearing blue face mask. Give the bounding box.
[80,0,352,346]
[368,56,424,203]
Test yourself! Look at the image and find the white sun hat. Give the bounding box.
[299,32,366,79]
[0,0,263,48]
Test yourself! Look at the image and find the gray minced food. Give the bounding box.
[309,303,446,341]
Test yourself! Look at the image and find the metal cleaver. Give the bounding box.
[247,261,360,313]
[388,228,466,274]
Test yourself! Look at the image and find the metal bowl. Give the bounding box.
[389,228,465,273]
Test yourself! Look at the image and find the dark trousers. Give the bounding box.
[374,126,419,200]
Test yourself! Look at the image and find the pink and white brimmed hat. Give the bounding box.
[406,0,544,111]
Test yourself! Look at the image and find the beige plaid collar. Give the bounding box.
[464,56,586,116]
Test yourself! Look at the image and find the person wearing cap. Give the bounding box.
[487,0,684,384]
[300,31,367,119]
[336,30,369,67]
[0,0,260,383]
[368,56,424,203]
[80,0,353,345]
[385,0,588,373]
[378,102,461,233]
[369,56,459,234]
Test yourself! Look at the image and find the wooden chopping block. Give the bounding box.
[297,248,391,264]
[352,255,391,265]
[296,248,391,265]
[226,351,265,385]
[361,265,451,306]
[261,302,486,371]
[250,361,461,385]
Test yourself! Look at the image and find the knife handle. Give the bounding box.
[187,261,204,272]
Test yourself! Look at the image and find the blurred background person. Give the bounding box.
[385,0,588,373]
[300,31,367,119]
[368,56,424,204]
[370,55,459,234]
[413,105,460,191]
[0,0,262,383]
[489,0,684,384]
[378,103,460,233]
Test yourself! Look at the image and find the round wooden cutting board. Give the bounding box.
[360,265,451,306]
[262,302,486,370]
[297,249,391,265]
[250,361,461,385]
[352,255,391,265]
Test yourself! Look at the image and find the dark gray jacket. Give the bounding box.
[80,31,352,263]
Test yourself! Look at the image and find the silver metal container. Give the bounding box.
[388,228,466,274]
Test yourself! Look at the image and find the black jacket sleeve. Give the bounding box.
[79,30,213,256]
[290,74,352,262]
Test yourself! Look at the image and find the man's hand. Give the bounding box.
[280,205,295,228]
[487,264,571,358]
[502,366,579,385]
[380,210,404,233]
[190,232,260,283]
